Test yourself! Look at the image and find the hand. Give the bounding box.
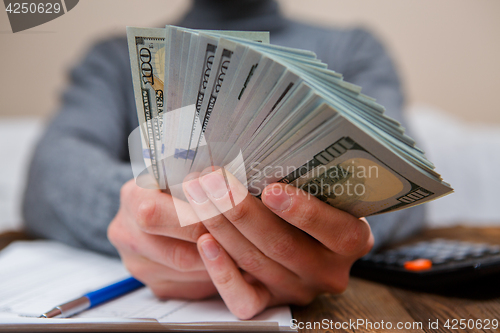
[107,177,217,299]
[182,169,374,319]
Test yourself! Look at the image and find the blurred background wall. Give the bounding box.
[0,0,499,123]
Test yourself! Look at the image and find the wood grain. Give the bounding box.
[291,227,500,333]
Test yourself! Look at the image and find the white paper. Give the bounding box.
[0,241,293,330]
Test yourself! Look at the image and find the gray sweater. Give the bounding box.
[23,0,424,256]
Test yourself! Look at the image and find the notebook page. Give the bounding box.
[0,241,293,329]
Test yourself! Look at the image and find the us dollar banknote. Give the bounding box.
[126,25,453,224]
[248,110,452,217]
[127,27,166,183]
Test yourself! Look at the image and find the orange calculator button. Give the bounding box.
[404,259,433,271]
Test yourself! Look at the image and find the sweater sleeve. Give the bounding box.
[22,39,136,256]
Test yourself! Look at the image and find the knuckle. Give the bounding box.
[126,263,142,279]
[151,283,215,300]
[190,223,208,242]
[237,249,265,273]
[212,269,236,288]
[226,202,251,226]
[107,218,120,247]
[290,288,316,306]
[170,243,197,272]
[120,180,136,202]
[268,233,296,262]
[323,270,349,294]
[107,215,134,251]
[150,285,172,299]
[232,299,262,320]
[108,220,139,254]
[202,216,228,233]
[360,233,375,257]
[123,258,148,283]
[333,272,350,293]
[291,201,318,231]
[263,269,285,286]
[135,199,159,232]
[337,220,371,256]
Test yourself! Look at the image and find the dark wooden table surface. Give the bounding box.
[2,226,500,333]
[292,226,500,333]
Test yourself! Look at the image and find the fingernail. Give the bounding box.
[185,179,208,204]
[263,185,291,211]
[201,239,220,260]
[201,172,228,199]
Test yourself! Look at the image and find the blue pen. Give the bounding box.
[39,277,144,318]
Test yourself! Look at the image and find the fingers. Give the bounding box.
[120,179,207,242]
[108,211,206,272]
[197,233,270,319]
[181,171,370,310]
[109,179,216,302]
[182,176,221,221]
[121,252,211,283]
[184,169,346,279]
[149,280,217,300]
[361,223,375,256]
[183,169,329,279]
[123,254,216,299]
[261,183,372,257]
[183,174,302,289]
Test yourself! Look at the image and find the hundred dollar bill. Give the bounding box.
[193,38,241,151]
[164,28,270,165]
[173,32,218,162]
[248,105,453,217]
[127,27,166,184]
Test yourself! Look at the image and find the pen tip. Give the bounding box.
[40,308,62,318]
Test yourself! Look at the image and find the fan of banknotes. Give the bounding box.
[126,25,453,225]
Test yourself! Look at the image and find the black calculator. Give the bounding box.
[351,239,500,289]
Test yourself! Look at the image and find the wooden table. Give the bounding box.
[2,227,500,333]
[292,226,500,333]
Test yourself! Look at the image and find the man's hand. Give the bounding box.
[107,178,217,299]
[183,169,374,319]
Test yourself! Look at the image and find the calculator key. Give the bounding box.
[437,254,453,261]
[446,241,462,249]
[372,254,385,263]
[383,256,398,265]
[404,259,433,271]
[488,246,500,255]
[384,250,401,257]
[471,251,486,258]
[396,259,408,267]
[461,244,476,251]
[471,246,488,257]
[439,249,452,255]
[432,256,449,265]
[421,250,440,259]
[407,250,426,257]
[455,250,469,258]
[397,249,414,256]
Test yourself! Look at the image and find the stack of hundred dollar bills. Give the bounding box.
[126,25,453,224]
